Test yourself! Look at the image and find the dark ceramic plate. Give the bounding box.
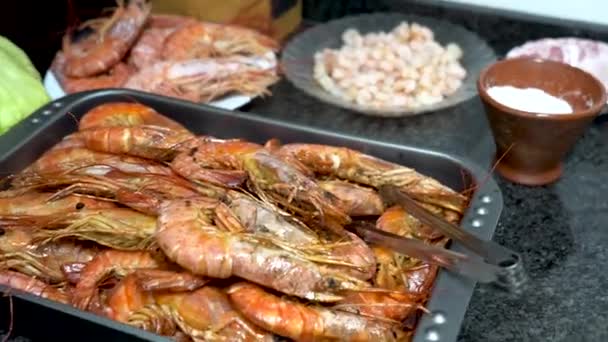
[281,12,497,117]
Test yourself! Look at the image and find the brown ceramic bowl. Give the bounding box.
[477,57,607,186]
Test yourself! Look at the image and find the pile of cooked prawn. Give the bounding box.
[51,0,280,103]
[0,101,470,341]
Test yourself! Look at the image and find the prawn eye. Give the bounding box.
[0,228,5,236]
[326,277,338,289]
[75,202,85,210]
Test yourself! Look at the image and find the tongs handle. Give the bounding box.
[378,185,527,292]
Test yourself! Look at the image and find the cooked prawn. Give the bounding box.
[162,22,279,61]
[72,250,164,310]
[0,192,116,216]
[0,270,70,304]
[22,147,174,176]
[228,282,406,342]
[52,52,134,93]
[278,143,468,213]
[78,102,189,131]
[124,57,280,103]
[150,286,274,341]
[318,179,385,216]
[75,125,195,161]
[61,0,151,77]
[156,198,367,302]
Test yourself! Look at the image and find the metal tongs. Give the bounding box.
[347,185,527,293]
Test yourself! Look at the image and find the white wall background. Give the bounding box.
[439,0,608,26]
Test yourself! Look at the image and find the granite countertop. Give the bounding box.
[240,2,608,341]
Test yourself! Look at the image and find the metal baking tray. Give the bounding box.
[0,89,503,342]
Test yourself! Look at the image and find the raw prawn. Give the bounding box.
[0,270,70,304]
[78,102,189,132]
[228,282,406,342]
[61,0,151,77]
[277,143,469,213]
[124,57,279,103]
[156,198,367,302]
[162,22,279,60]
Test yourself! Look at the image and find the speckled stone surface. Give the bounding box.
[241,2,608,342]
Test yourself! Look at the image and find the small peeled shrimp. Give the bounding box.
[61,0,151,77]
[228,282,406,342]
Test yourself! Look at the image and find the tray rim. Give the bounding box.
[0,88,504,342]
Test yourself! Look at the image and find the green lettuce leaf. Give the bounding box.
[0,37,50,135]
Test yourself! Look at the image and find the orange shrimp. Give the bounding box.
[162,22,279,61]
[243,150,352,234]
[61,0,151,77]
[0,270,70,304]
[226,194,376,280]
[0,227,99,283]
[23,147,175,176]
[78,102,189,131]
[156,198,367,302]
[277,143,468,214]
[318,180,385,216]
[106,273,157,323]
[169,139,261,187]
[25,207,157,251]
[0,193,116,216]
[129,28,176,69]
[123,57,280,103]
[153,286,274,341]
[377,205,442,240]
[52,52,134,93]
[75,125,195,161]
[72,250,163,310]
[43,169,220,215]
[227,282,406,342]
[147,14,197,29]
[174,143,352,234]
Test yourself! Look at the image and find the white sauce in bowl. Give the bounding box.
[487,85,573,114]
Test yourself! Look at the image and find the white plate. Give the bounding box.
[43,52,279,111]
[43,71,252,110]
[507,37,608,106]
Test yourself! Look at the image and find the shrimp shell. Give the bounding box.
[228,282,405,342]
[61,0,151,77]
